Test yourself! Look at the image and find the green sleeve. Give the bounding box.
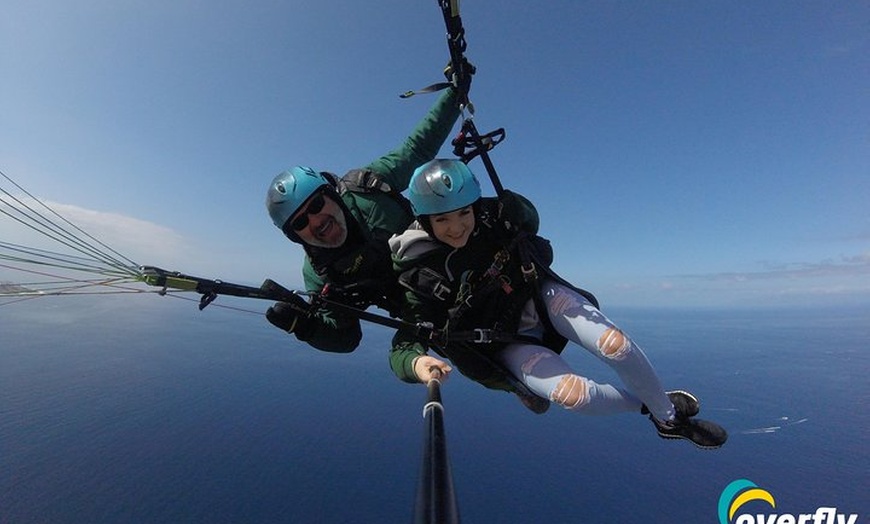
[389,331,427,384]
[365,89,461,191]
[389,283,440,383]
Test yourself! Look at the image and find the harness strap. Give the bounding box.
[441,329,545,357]
[398,0,506,197]
[337,168,414,217]
[446,328,518,344]
[449,233,534,325]
[399,266,454,303]
[400,81,453,99]
[338,168,393,193]
[513,233,540,283]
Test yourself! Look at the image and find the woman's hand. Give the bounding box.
[414,355,453,383]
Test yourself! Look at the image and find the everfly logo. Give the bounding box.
[718,479,859,524]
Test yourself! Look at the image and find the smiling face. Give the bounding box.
[291,192,348,248]
[429,205,475,248]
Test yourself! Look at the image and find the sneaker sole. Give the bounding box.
[656,418,728,450]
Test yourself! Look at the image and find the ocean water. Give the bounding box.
[1,295,867,523]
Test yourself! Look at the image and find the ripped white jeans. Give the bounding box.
[495,278,674,420]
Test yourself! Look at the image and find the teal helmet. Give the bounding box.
[266,166,330,229]
[408,159,481,216]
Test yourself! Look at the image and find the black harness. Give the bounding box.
[305,169,413,316]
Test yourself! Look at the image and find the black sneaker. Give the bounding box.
[667,390,700,419]
[641,390,700,419]
[650,416,728,449]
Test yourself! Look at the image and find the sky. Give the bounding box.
[2,0,868,309]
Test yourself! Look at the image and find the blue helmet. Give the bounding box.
[408,159,481,216]
[266,166,330,229]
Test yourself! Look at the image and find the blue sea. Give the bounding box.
[1,296,867,523]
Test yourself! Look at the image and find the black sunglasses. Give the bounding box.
[290,193,327,231]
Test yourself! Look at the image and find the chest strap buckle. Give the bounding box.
[433,281,452,301]
[472,328,493,344]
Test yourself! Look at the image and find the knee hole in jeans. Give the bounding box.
[598,328,631,360]
[550,374,589,409]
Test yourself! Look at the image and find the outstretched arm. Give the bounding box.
[389,334,452,384]
[389,281,452,383]
[366,88,462,192]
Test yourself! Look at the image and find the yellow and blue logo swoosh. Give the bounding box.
[718,479,776,524]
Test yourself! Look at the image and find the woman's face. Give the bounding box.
[430,206,475,248]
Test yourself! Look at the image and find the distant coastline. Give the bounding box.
[0,281,34,294]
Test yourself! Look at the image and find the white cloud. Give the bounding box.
[680,253,870,283]
[44,201,188,265]
[1,197,190,272]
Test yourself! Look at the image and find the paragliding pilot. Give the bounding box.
[264,64,471,353]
